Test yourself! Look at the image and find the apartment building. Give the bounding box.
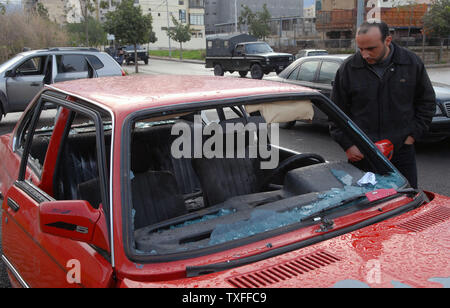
[205,0,304,35]
[24,0,83,24]
[139,0,206,50]
[316,0,432,40]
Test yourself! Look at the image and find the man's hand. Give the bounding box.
[404,136,415,145]
[346,145,364,162]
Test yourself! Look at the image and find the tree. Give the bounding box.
[423,0,450,62]
[66,0,97,46]
[238,3,271,40]
[36,2,50,20]
[104,0,153,73]
[66,17,107,47]
[166,15,192,60]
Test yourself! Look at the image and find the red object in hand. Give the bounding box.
[375,139,394,160]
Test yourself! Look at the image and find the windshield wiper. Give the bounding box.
[305,188,417,221]
[306,187,418,232]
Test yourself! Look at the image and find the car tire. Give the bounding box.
[279,121,296,129]
[250,64,263,79]
[0,103,4,123]
[239,71,248,78]
[214,64,224,76]
[144,58,149,65]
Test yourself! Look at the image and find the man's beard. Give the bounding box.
[374,45,389,64]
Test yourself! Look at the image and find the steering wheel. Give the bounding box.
[260,153,325,190]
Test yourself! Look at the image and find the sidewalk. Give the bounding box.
[150,55,205,65]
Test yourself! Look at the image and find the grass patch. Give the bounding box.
[149,49,205,60]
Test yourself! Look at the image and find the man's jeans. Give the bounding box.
[391,144,418,189]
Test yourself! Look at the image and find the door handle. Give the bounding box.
[30,82,40,86]
[7,198,20,212]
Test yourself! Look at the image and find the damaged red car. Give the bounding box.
[1,75,449,288]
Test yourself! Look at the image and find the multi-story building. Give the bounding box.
[24,0,205,49]
[24,0,83,24]
[139,0,206,50]
[205,0,304,35]
[316,0,432,40]
[304,2,315,18]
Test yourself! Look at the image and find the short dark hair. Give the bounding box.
[357,21,390,42]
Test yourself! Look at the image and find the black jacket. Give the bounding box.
[330,43,436,152]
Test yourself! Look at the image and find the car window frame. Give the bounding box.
[15,55,45,75]
[17,91,111,214]
[317,60,342,85]
[55,53,104,74]
[296,59,321,83]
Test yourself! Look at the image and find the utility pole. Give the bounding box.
[234,0,238,33]
[356,0,365,52]
[166,0,172,57]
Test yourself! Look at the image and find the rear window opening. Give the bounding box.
[124,97,408,259]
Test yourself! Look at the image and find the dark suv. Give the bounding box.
[122,45,149,65]
[0,47,125,122]
[205,34,294,79]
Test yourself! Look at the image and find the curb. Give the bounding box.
[150,56,205,65]
[425,63,450,69]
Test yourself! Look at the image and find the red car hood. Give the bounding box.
[120,192,450,288]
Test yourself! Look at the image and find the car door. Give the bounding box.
[54,54,89,83]
[232,44,247,71]
[284,59,321,89]
[1,95,113,288]
[5,55,49,111]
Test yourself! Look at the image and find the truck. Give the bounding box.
[205,34,294,79]
[122,45,149,65]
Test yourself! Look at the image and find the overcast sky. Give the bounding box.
[304,0,315,7]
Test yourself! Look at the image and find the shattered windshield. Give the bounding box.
[125,98,407,258]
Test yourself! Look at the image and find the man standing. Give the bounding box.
[330,21,435,188]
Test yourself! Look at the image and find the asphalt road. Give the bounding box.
[0,58,449,288]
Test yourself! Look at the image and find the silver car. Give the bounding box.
[0,47,125,122]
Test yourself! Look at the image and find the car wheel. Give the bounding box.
[279,121,296,129]
[239,71,248,78]
[250,64,263,79]
[144,58,149,65]
[214,64,224,76]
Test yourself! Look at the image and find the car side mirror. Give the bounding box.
[39,200,109,251]
[375,139,394,160]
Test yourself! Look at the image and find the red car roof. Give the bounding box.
[46,75,316,114]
